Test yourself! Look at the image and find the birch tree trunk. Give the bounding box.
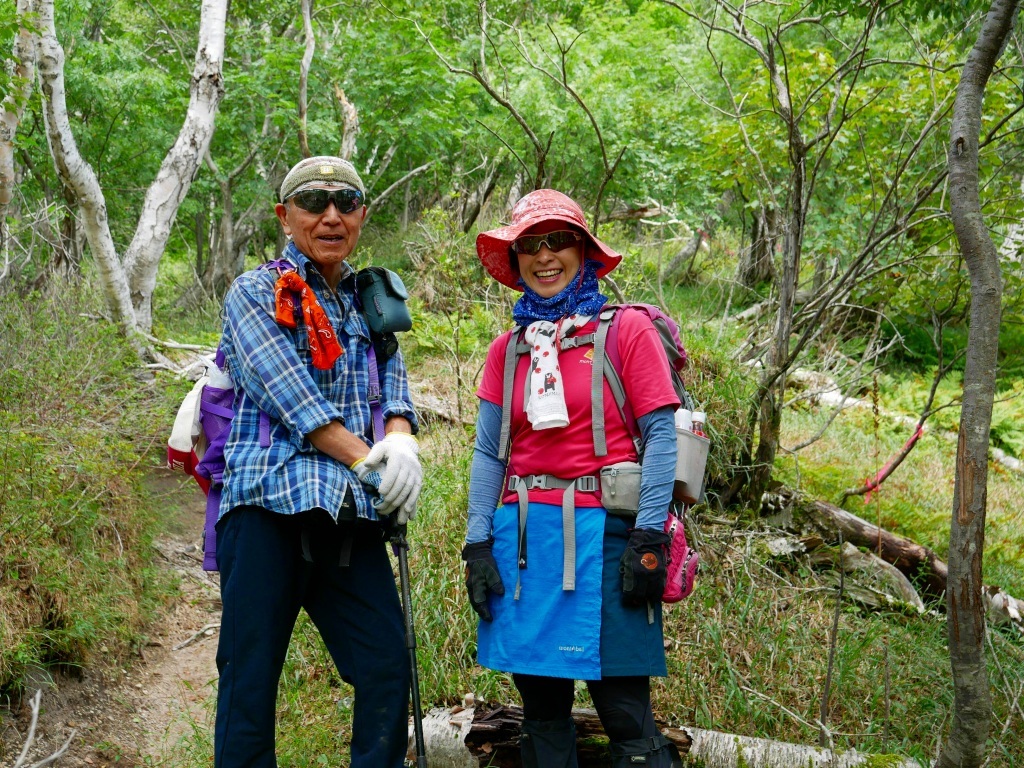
[429,706,919,768]
[1,0,37,266]
[37,0,227,337]
[938,2,1018,766]
[335,85,360,161]
[36,0,136,336]
[122,0,227,332]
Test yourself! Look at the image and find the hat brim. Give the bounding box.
[476,214,622,290]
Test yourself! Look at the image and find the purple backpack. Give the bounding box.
[191,348,240,571]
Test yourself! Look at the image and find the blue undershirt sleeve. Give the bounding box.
[635,406,677,530]
[465,399,508,544]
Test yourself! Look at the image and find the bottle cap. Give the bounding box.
[691,411,706,424]
[675,409,692,430]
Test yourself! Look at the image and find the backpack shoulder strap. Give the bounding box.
[599,305,672,460]
[591,305,622,458]
[261,257,296,274]
[498,327,526,463]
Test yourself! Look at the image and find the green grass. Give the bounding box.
[775,404,1024,592]
[154,420,1020,767]
[0,279,177,693]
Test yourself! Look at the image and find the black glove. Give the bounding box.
[462,539,506,622]
[620,528,670,606]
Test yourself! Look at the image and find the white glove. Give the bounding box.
[363,432,422,519]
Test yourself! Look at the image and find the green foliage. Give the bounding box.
[9,1,1024,761]
[810,0,991,25]
[775,403,1024,592]
[878,372,1024,460]
[395,206,509,420]
[0,279,174,692]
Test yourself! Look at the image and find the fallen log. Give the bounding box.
[407,380,473,426]
[416,704,919,767]
[773,492,1023,629]
[806,541,926,614]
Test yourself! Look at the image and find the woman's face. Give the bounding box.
[514,222,584,298]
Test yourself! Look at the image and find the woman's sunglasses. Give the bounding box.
[288,187,364,215]
[513,230,583,256]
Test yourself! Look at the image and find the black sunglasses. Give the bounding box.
[288,187,364,215]
[513,230,583,256]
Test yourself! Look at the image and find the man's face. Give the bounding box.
[275,187,366,271]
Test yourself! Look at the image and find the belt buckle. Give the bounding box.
[529,474,553,490]
[577,476,598,493]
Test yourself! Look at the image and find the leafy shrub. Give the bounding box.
[0,279,173,691]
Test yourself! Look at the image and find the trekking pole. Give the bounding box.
[391,523,428,767]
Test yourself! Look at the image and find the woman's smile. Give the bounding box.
[517,241,582,297]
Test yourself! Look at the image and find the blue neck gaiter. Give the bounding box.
[511,257,608,326]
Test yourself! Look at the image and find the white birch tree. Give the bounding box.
[35,0,227,339]
[0,0,37,277]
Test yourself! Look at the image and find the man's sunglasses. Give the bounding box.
[288,187,364,215]
[512,230,583,256]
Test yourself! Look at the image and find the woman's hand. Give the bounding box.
[462,539,505,621]
[620,528,670,606]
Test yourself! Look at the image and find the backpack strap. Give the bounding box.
[498,327,526,463]
[591,306,623,458]
[507,473,599,597]
[365,343,385,443]
[599,305,697,461]
[216,346,272,450]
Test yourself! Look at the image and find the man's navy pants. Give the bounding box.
[214,505,410,768]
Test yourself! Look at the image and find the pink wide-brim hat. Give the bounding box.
[476,189,622,290]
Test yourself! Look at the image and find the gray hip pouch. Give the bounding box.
[600,461,642,516]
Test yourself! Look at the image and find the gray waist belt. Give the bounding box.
[507,473,599,598]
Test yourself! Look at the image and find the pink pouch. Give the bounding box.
[662,506,699,603]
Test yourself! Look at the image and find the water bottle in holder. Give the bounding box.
[673,408,709,505]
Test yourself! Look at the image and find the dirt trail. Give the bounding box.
[4,478,221,767]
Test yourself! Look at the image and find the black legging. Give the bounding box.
[513,673,657,743]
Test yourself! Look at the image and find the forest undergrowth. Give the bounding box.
[2,257,1022,766]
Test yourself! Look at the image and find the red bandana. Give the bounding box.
[274,271,343,370]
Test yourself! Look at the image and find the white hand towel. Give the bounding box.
[522,314,590,430]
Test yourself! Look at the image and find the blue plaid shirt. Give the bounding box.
[218,242,418,521]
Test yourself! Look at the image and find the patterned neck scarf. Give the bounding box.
[512,257,607,326]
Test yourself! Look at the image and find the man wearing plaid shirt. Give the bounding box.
[213,156,421,768]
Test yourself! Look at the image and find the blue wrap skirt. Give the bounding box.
[477,501,666,679]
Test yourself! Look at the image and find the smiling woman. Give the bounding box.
[463,189,683,767]
[513,226,584,298]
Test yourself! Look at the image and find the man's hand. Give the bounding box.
[462,539,505,622]
[363,432,422,519]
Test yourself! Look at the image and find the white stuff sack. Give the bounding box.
[167,375,209,474]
